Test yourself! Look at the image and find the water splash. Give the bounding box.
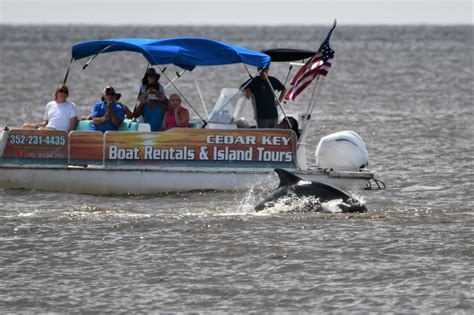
[237,185,259,214]
[259,194,367,215]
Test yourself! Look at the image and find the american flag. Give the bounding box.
[285,21,336,101]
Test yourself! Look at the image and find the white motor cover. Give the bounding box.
[315,131,369,171]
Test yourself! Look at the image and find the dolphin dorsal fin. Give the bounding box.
[275,168,302,188]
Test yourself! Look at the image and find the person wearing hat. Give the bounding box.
[90,86,125,132]
[80,90,132,121]
[241,67,286,128]
[133,83,168,131]
[138,68,165,102]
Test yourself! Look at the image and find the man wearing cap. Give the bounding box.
[91,86,125,132]
[242,67,286,128]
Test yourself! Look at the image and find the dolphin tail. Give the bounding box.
[274,168,303,188]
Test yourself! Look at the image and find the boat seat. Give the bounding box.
[76,119,140,131]
[137,123,151,132]
[76,120,93,131]
[118,119,139,131]
[189,122,203,128]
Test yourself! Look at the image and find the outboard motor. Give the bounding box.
[315,131,369,171]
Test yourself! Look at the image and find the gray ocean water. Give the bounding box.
[0,25,473,313]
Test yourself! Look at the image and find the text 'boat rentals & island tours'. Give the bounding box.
[0,22,385,195]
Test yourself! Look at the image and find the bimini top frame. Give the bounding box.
[67,37,272,126]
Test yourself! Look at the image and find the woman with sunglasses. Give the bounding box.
[91,86,125,132]
[23,84,78,132]
[138,68,165,102]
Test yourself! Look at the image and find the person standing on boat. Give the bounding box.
[161,94,189,130]
[242,67,287,128]
[23,84,78,132]
[133,83,168,131]
[91,86,125,132]
[138,68,165,100]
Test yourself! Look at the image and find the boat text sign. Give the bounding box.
[1,129,68,164]
[69,131,104,164]
[104,129,298,168]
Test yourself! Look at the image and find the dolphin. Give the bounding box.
[255,169,367,213]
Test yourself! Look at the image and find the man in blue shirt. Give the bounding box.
[91,86,125,132]
[243,67,287,128]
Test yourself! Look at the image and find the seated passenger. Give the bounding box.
[23,84,78,132]
[278,116,300,138]
[81,95,132,121]
[133,83,168,131]
[161,94,189,131]
[90,86,125,132]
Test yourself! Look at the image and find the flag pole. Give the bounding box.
[298,75,325,145]
[294,75,326,170]
[282,65,293,87]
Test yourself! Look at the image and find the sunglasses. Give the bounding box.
[105,92,116,96]
[59,90,69,94]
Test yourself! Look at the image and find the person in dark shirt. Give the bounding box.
[242,67,287,128]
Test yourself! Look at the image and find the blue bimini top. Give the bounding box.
[72,37,271,70]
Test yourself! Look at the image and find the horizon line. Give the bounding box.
[1,22,472,27]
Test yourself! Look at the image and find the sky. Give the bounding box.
[0,0,472,25]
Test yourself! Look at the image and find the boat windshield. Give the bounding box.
[208,88,255,126]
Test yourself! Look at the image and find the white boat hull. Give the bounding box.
[0,165,372,195]
[0,128,379,195]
